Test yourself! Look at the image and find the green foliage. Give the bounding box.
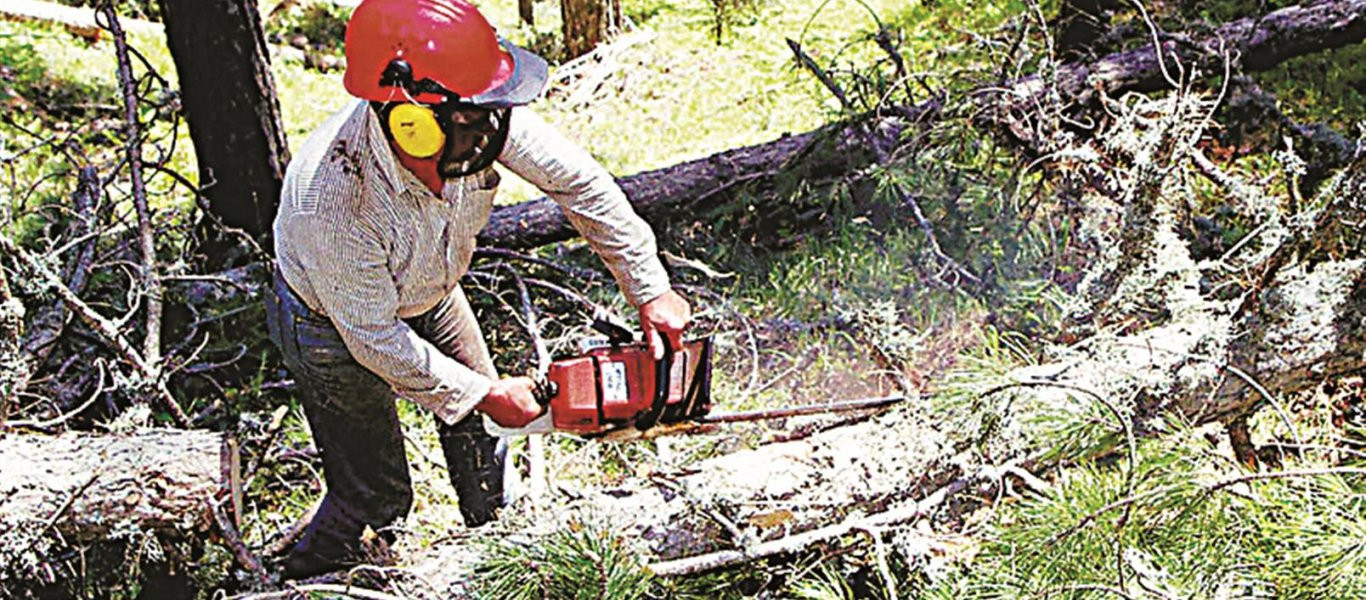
[1261,42,1366,132]
[470,524,654,600]
[50,0,161,21]
[264,1,353,53]
[787,563,859,599]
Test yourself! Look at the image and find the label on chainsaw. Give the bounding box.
[600,361,629,402]
[669,352,686,400]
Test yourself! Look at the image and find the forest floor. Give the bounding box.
[3,0,1366,597]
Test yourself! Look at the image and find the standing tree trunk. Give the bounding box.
[561,0,621,59]
[159,0,289,265]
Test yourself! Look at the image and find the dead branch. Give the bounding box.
[211,496,270,586]
[503,265,549,499]
[784,38,851,110]
[230,583,407,600]
[647,475,973,576]
[0,235,189,426]
[0,263,22,420]
[97,2,164,369]
[16,167,101,400]
[983,0,1366,142]
[6,361,106,432]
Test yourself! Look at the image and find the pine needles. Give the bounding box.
[926,422,1366,599]
[470,524,653,600]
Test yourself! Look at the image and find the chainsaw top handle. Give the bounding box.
[632,335,673,431]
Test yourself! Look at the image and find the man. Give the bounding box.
[265,0,690,579]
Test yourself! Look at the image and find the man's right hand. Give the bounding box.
[477,377,543,428]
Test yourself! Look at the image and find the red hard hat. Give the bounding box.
[344,0,548,107]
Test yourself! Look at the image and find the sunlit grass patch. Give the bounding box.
[1,19,197,241]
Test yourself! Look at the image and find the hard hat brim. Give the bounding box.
[467,41,548,108]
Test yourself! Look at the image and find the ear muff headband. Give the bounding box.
[387,104,445,158]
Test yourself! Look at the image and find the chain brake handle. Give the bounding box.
[633,335,673,431]
[591,315,636,345]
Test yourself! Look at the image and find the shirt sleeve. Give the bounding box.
[498,107,673,307]
[292,217,492,425]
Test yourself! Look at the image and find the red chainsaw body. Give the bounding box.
[545,338,712,434]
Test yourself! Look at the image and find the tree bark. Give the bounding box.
[561,0,622,59]
[159,0,289,261]
[0,429,240,547]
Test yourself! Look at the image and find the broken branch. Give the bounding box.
[647,476,973,576]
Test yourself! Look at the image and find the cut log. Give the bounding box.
[0,429,240,556]
[482,1,1366,251]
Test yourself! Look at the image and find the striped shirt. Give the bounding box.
[274,100,672,423]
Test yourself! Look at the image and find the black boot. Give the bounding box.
[439,413,507,527]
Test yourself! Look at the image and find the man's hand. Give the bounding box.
[640,290,691,360]
[477,377,543,428]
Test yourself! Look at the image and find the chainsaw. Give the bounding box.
[485,319,908,439]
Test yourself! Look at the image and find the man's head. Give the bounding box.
[344,0,548,176]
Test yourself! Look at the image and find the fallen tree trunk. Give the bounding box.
[479,113,917,249]
[985,0,1366,134]
[481,0,1366,251]
[0,428,241,581]
[411,83,1366,598]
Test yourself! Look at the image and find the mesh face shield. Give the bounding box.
[433,103,511,178]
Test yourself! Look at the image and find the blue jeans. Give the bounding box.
[265,267,505,578]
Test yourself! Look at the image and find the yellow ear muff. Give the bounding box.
[387,104,445,158]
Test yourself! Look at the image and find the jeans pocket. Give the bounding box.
[295,318,353,366]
